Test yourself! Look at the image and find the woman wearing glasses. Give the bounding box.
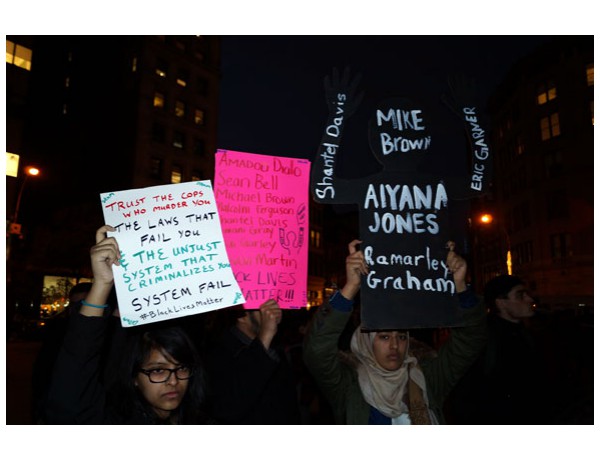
[45,225,210,424]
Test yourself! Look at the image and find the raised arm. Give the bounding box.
[311,67,364,203]
[441,74,492,197]
[81,225,120,316]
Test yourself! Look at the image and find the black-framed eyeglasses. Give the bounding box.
[138,365,193,383]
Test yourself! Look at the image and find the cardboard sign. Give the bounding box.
[100,180,245,327]
[356,174,460,329]
[311,72,480,329]
[214,149,310,309]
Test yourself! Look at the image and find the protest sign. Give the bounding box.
[311,70,490,329]
[214,149,311,309]
[100,180,245,327]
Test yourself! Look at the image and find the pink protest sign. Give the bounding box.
[214,149,311,309]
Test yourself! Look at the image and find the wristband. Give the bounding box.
[81,300,109,309]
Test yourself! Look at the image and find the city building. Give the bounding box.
[6,36,331,326]
[6,36,221,320]
[472,36,593,312]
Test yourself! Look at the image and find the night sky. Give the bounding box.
[216,35,555,234]
[216,35,554,178]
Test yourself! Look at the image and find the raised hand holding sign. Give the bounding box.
[312,68,490,329]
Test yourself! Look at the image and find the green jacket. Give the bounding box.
[303,292,487,424]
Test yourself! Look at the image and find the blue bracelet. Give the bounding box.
[81,300,108,309]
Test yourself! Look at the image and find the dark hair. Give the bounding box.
[483,275,525,310]
[107,323,209,424]
[201,305,247,346]
[68,282,93,298]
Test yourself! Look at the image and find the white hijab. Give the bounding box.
[350,327,437,423]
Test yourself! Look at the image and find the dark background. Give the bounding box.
[214,35,554,248]
[217,35,553,178]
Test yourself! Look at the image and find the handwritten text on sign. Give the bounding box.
[214,150,310,309]
[100,180,245,327]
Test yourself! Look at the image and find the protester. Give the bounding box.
[45,225,211,424]
[31,282,92,423]
[303,239,487,424]
[203,299,301,424]
[448,274,551,424]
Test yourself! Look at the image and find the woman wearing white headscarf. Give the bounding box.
[303,240,487,424]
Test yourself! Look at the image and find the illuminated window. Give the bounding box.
[591,100,594,125]
[194,109,205,125]
[310,230,321,248]
[171,166,182,184]
[536,81,556,105]
[540,113,560,140]
[173,131,184,149]
[176,69,188,87]
[132,56,137,72]
[175,100,185,118]
[191,171,202,181]
[153,92,165,109]
[155,59,167,78]
[6,40,32,71]
[40,276,92,317]
[6,152,19,177]
[586,64,594,86]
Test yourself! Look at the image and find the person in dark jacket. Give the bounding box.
[32,281,92,423]
[204,299,301,424]
[303,239,487,424]
[45,225,211,424]
[448,274,551,424]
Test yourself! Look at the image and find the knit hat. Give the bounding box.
[483,275,525,309]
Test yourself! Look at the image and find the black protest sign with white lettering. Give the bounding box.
[359,173,457,329]
[312,69,490,329]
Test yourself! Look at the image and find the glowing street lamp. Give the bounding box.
[478,212,512,275]
[479,213,493,224]
[12,165,41,225]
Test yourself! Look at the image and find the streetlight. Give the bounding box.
[7,165,41,272]
[479,213,493,224]
[11,165,41,229]
[477,212,512,275]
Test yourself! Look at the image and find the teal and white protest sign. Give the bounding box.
[100,180,245,327]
